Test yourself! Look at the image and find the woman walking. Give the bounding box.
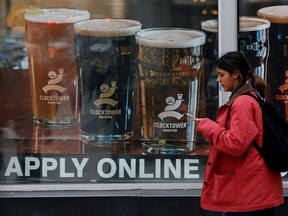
[188,51,283,216]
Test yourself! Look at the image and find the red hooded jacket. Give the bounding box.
[198,84,283,212]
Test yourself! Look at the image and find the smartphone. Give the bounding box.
[186,113,195,118]
[186,113,201,122]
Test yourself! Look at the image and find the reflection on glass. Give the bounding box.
[201,19,219,121]
[32,124,80,154]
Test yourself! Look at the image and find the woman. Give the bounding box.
[189,52,283,215]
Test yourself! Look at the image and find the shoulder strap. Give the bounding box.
[241,92,263,154]
[252,141,262,154]
[227,91,263,154]
[241,91,263,105]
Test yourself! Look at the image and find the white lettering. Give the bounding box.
[155,159,161,178]
[25,157,41,176]
[4,157,23,176]
[184,159,199,179]
[60,158,74,178]
[90,109,122,116]
[139,159,154,178]
[72,158,89,178]
[98,158,117,178]
[164,159,181,178]
[3,156,201,180]
[42,158,57,177]
[119,158,136,178]
[39,95,69,102]
[154,122,187,129]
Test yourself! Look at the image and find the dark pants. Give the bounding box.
[221,207,275,216]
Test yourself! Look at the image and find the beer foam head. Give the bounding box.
[201,19,218,33]
[24,8,90,24]
[74,19,142,37]
[258,5,288,24]
[135,28,206,48]
[201,17,270,33]
[239,16,270,32]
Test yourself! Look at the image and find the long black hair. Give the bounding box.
[216,51,266,98]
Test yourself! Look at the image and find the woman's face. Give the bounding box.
[216,67,240,92]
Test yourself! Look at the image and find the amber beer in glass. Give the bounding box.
[74,19,141,144]
[25,9,90,125]
[258,6,288,121]
[135,28,206,154]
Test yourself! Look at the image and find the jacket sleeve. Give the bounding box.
[197,97,259,156]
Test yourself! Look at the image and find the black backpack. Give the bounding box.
[243,92,288,172]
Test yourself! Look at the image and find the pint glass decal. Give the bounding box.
[258,6,288,121]
[25,8,90,126]
[74,19,142,144]
[239,16,271,80]
[136,28,206,154]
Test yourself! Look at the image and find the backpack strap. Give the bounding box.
[227,91,263,155]
[241,92,263,155]
[252,141,263,155]
[241,91,263,105]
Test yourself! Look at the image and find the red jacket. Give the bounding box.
[198,84,283,212]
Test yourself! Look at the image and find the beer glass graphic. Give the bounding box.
[135,28,206,154]
[25,8,90,126]
[74,19,141,144]
[201,17,270,80]
[258,5,288,121]
[239,16,270,80]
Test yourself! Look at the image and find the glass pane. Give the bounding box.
[0,0,218,186]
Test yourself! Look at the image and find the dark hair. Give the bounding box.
[216,51,266,98]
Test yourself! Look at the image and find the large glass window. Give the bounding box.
[1,0,287,190]
[0,0,219,188]
[1,0,287,192]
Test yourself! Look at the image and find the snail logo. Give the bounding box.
[278,71,288,97]
[94,81,119,108]
[158,94,184,121]
[42,68,66,94]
